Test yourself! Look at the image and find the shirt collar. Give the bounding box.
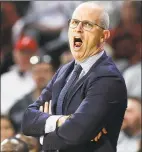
[76,51,104,74]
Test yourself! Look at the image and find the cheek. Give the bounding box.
[22,57,30,63]
[92,34,101,45]
[42,75,50,82]
[129,114,138,123]
[125,113,132,122]
[47,73,53,79]
[68,30,72,43]
[86,34,100,48]
[16,56,29,64]
[7,128,15,136]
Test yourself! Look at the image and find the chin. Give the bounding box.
[73,52,80,59]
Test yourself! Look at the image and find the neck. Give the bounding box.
[75,43,104,63]
[92,46,103,56]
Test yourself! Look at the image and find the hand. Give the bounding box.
[57,115,70,127]
[39,100,52,114]
[57,117,107,141]
[91,128,107,142]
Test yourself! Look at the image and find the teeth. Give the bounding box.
[74,36,82,39]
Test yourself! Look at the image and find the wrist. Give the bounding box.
[57,115,71,127]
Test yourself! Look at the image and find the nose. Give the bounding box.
[75,22,83,32]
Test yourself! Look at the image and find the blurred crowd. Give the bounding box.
[0,1,141,152]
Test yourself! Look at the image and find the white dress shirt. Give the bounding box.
[1,65,36,114]
[117,131,139,152]
[123,62,141,99]
[40,51,104,144]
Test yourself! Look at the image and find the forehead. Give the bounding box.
[72,3,103,22]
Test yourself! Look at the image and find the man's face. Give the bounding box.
[14,50,36,71]
[1,118,15,142]
[32,63,54,89]
[68,4,104,62]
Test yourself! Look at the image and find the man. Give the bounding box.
[123,62,141,99]
[0,115,16,142]
[22,2,127,152]
[1,36,38,114]
[9,55,55,131]
[117,97,141,152]
[123,97,141,138]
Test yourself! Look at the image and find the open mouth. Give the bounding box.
[74,37,83,49]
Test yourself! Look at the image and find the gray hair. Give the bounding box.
[99,11,109,29]
[81,1,110,29]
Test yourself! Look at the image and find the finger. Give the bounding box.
[49,100,52,114]
[39,106,43,112]
[93,131,102,142]
[58,117,63,127]
[94,136,98,142]
[98,132,102,139]
[44,102,49,113]
[102,128,107,134]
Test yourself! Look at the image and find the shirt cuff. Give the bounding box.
[40,136,44,145]
[40,115,62,145]
[45,115,62,134]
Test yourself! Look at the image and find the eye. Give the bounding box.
[71,19,79,25]
[83,21,93,29]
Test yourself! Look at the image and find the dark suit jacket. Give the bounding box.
[21,52,127,152]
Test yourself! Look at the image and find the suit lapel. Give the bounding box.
[64,52,108,114]
[51,61,75,114]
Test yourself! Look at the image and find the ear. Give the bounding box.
[102,30,110,41]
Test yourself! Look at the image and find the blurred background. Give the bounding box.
[0,1,141,152]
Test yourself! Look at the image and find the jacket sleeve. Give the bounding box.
[21,67,62,137]
[42,76,127,150]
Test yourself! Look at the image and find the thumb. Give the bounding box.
[44,102,49,113]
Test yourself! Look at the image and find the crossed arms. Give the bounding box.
[22,74,123,150]
[39,101,107,144]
